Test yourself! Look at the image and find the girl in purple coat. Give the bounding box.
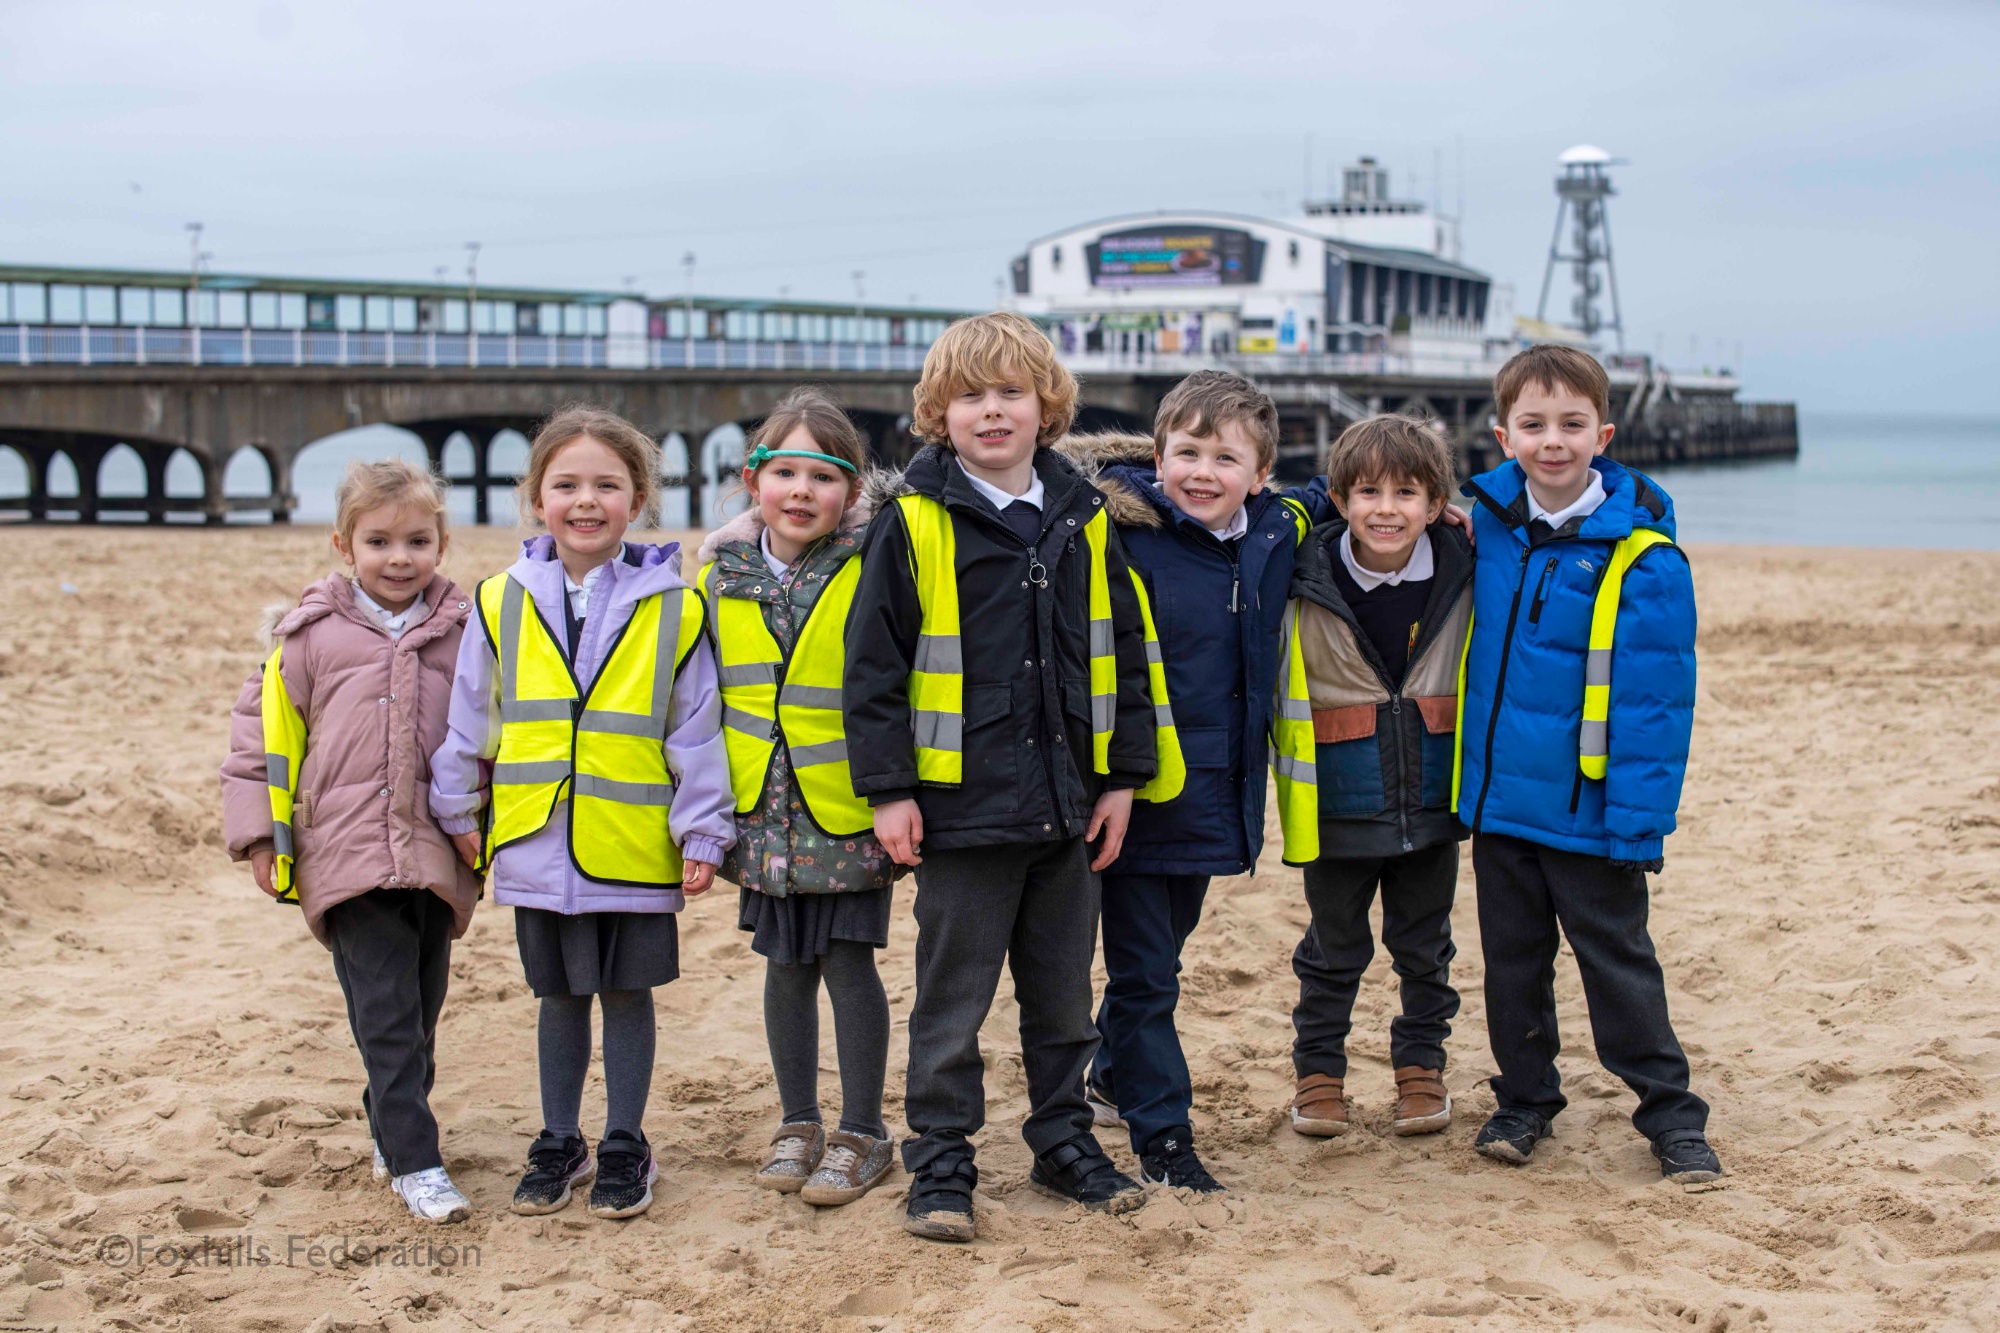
[430,406,734,1220]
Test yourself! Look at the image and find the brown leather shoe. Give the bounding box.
[1290,1073,1350,1137]
[1391,1066,1451,1136]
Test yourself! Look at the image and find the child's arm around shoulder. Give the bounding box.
[665,626,733,893]
[428,600,501,856]
[1603,544,1697,865]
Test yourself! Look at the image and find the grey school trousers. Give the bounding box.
[902,836,1103,1179]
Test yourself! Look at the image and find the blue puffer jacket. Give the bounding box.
[1064,433,1321,876]
[1456,457,1696,864]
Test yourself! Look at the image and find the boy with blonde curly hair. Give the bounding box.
[844,312,1161,1241]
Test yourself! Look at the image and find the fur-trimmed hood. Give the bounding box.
[694,467,890,565]
[1053,431,1167,529]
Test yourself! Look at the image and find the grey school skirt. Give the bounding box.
[513,907,679,996]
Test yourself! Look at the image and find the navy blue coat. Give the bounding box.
[1076,438,1322,876]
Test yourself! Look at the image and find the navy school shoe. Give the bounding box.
[1473,1108,1555,1165]
[588,1130,658,1219]
[904,1159,980,1243]
[511,1131,593,1215]
[1652,1130,1723,1183]
[1139,1127,1223,1194]
[1030,1135,1146,1214]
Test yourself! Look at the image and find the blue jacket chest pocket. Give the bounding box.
[1526,550,1602,642]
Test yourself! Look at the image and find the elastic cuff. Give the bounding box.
[1607,837,1663,863]
[235,837,276,863]
[680,836,729,866]
[437,815,480,837]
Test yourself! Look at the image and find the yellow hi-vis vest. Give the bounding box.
[700,554,873,837]
[1446,526,1679,810]
[476,573,705,887]
[1269,600,1321,862]
[259,641,308,903]
[893,492,1184,802]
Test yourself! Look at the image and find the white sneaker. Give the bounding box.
[373,1143,389,1184]
[1086,1086,1126,1130]
[392,1166,471,1224]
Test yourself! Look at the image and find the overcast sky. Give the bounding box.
[2,0,1993,412]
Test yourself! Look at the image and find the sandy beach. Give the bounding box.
[2,523,1997,1333]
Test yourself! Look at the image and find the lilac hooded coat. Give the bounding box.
[220,573,482,946]
[427,536,734,915]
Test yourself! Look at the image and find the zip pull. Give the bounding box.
[1231,572,1240,613]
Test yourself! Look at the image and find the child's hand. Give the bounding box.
[682,860,716,895]
[451,830,482,870]
[874,799,924,866]
[250,847,279,899]
[1442,503,1475,544]
[1087,788,1134,872]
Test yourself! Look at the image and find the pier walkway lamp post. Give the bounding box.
[185,222,207,362]
[682,251,696,365]
[465,241,482,367]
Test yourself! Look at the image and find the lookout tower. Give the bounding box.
[1536,144,1625,350]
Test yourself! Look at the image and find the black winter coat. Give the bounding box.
[842,445,1158,850]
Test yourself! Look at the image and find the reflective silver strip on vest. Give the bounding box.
[719,662,779,687]
[649,589,684,719]
[578,708,662,737]
[779,683,844,711]
[1144,640,1163,665]
[913,633,961,674]
[493,760,572,785]
[723,705,776,740]
[788,738,849,768]
[1273,753,1318,784]
[913,709,962,753]
[498,578,526,704]
[501,698,572,723]
[272,820,293,857]
[1155,703,1175,727]
[1091,693,1116,733]
[1586,647,1612,687]
[1089,618,1115,657]
[1277,697,1313,722]
[1579,719,1608,755]
[572,773,674,805]
[265,752,290,791]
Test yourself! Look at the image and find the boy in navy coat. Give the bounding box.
[1060,372,1315,1191]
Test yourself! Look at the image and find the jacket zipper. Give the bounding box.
[1391,696,1411,851]
[1470,542,1534,832]
[1527,557,1557,625]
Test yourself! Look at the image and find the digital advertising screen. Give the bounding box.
[1086,226,1264,288]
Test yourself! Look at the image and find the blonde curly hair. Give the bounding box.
[910,312,1077,448]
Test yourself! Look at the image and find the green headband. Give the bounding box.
[744,444,857,474]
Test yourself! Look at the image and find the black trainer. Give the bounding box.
[1029,1135,1146,1214]
[1139,1128,1223,1194]
[1474,1108,1555,1165]
[904,1159,979,1243]
[1652,1130,1723,1184]
[588,1130,657,1219]
[510,1131,593,1215]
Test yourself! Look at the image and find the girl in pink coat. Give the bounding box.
[221,459,480,1224]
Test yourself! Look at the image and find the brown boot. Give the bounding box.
[1392,1067,1451,1136]
[1290,1073,1350,1137]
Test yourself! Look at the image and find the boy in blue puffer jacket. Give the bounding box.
[1059,371,1320,1193]
[1456,344,1721,1182]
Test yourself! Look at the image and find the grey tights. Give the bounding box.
[764,941,889,1138]
[537,989,655,1141]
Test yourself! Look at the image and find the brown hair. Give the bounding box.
[334,458,449,545]
[1325,414,1457,502]
[911,312,1077,447]
[748,386,869,481]
[1493,344,1610,424]
[1153,370,1279,469]
[517,404,660,527]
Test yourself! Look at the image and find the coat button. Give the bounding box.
[1066,517,1076,526]
[1043,823,1052,831]
[1024,660,1034,669]
[379,697,388,705]
[380,787,391,797]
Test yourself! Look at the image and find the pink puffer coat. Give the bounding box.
[221,573,481,946]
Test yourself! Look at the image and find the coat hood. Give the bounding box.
[1466,456,1677,544]
[1052,432,1163,528]
[693,468,888,566]
[260,572,468,648]
[507,535,688,611]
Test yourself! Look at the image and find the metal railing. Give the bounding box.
[0,325,938,373]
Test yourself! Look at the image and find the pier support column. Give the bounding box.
[201,453,229,526]
[266,448,295,524]
[1314,408,1330,468]
[73,442,105,524]
[143,447,171,524]
[469,428,494,526]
